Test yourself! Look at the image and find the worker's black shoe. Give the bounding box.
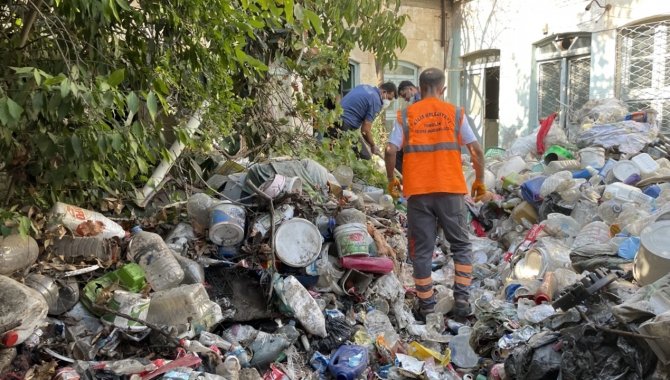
[451,297,472,318]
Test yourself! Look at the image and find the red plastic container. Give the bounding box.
[340,256,394,274]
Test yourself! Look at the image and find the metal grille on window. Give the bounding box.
[617,19,670,134]
[567,57,591,124]
[538,61,561,120]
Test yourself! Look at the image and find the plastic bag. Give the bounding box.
[576,121,659,154]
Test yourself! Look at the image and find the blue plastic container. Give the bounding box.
[643,185,662,199]
[520,176,546,206]
[328,345,369,380]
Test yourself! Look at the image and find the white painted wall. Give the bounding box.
[452,0,670,147]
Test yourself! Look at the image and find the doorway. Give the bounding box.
[462,50,500,149]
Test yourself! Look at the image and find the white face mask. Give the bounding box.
[382,99,391,109]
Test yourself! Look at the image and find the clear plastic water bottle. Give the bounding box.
[128,226,184,291]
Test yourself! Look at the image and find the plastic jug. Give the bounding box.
[147,283,224,338]
[328,345,369,380]
[0,234,39,275]
[128,226,184,291]
[603,183,654,210]
[449,326,479,368]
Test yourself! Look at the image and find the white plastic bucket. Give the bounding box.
[274,218,322,267]
[578,147,605,169]
[334,223,370,257]
[260,174,287,198]
[209,202,246,246]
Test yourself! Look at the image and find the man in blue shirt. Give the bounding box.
[398,81,421,103]
[333,82,397,159]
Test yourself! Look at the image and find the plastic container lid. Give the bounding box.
[612,160,641,182]
[275,218,323,267]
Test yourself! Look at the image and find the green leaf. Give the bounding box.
[60,79,71,97]
[107,68,125,87]
[304,9,324,34]
[127,92,139,114]
[285,0,294,24]
[0,99,9,126]
[115,0,131,11]
[153,78,169,95]
[147,91,158,121]
[71,135,83,157]
[136,157,148,174]
[294,3,304,21]
[32,92,44,112]
[92,161,104,178]
[6,97,23,120]
[33,69,41,86]
[111,132,124,151]
[10,66,34,74]
[109,0,120,21]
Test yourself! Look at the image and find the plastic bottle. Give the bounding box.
[328,345,369,380]
[597,200,624,224]
[248,332,290,368]
[128,226,184,291]
[603,183,654,210]
[276,320,300,344]
[364,309,398,343]
[180,338,216,354]
[0,234,39,275]
[274,275,327,337]
[449,326,479,368]
[147,283,223,338]
[172,252,204,284]
[534,272,557,304]
[379,195,395,210]
[187,193,214,233]
[570,197,598,227]
[199,331,232,351]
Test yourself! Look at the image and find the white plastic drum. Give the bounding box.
[275,218,323,267]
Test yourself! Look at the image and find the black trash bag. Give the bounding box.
[538,192,573,221]
[559,324,657,380]
[505,331,561,380]
[311,315,354,353]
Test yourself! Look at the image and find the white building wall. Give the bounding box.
[453,0,670,146]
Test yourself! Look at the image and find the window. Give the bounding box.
[617,19,670,134]
[384,61,419,130]
[342,61,360,97]
[535,33,591,128]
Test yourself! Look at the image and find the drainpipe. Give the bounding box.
[134,101,210,208]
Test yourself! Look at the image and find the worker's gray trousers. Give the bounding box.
[407,193,473,304]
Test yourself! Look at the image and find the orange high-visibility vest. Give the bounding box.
[398,98,467,197]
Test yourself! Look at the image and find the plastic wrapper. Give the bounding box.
[575,121,659,154]
[575,98,628,126]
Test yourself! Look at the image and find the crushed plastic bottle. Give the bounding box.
[128,226,184,291]
[273,275,327,337]
[248,332,290,368]
[364,309,399,345]
[199,331,232,351]
[598,199,624,224]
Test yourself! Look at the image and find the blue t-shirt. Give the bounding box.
[340,85,383,129]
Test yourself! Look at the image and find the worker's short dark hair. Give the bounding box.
[379,82,398,99]
[398,81,416,93]
[419,68,445,92]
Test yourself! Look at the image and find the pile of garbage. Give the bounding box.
[3,98,670,380]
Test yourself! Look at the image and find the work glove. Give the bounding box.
[471,179,487,201]
[387,177,402,199]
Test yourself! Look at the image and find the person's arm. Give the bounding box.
[467,141,485,182]
[385,143,398,181]
[360,120,380,155]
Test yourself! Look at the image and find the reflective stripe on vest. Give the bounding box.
[401,106,463,153]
